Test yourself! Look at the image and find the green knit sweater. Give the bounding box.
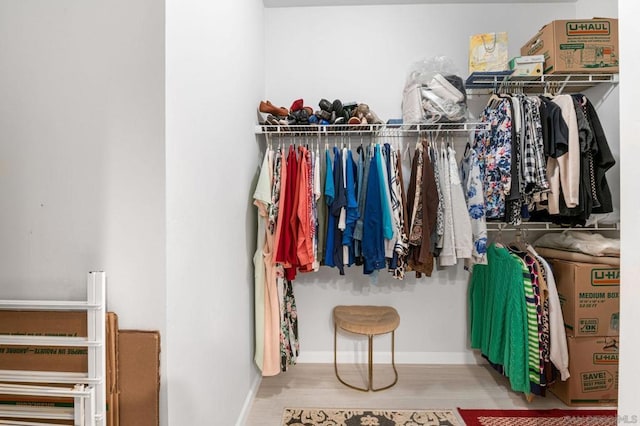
[468,243,530,394]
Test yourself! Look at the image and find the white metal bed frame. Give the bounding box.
[0,272,106,426]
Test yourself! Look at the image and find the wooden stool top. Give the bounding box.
[333,305,400,336]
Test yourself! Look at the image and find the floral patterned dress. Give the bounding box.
[461,97,513,266]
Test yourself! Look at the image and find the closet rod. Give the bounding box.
[486,222,620,232]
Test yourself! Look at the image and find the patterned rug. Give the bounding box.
[457,408,618,426]
[282,408,461,425]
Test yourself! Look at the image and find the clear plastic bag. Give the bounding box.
[402,56,469,124]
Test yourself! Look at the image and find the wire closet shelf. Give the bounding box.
[486,221,620,232]
[255,121,488,137]
[465,72,619,95]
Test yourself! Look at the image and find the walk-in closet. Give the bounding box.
[247,0,634,424]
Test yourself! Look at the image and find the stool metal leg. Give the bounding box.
[334,324,398,392]
[334,323,368,392]
[370,330,398,392]
[368,335,373,391]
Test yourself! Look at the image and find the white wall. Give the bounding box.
[0,0,167,419]
[617,0,640,420]
[265,3,577,123]
[263,2,624,365]
[0,1,165,321]
[165,0,264,424]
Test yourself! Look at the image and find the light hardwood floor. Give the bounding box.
[246,363,575,425]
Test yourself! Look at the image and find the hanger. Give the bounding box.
[266,133,272,152]
[487,92,503,109]
[494,223,505,248]
[508,227,528,253]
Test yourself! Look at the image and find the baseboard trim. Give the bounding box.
[297,351,483,365]
[236,371,262,426]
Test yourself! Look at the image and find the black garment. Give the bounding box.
[583,96,616,214]
[539,96,569,159]
[330,147,346,274]
[555,97,593,226]
[533,94,616,226]
[503,95,523,224]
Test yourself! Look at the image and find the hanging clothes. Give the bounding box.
[252,149,272,373]
[275,145,299,280]
[469,243,530,394]
[255,147,285,376]
[353,144,371,264]
[324,147,336,268]
[377,144,395,258]
[547,94,580,214]
[329,146,346,274]
[390,146,410,279]
[312,147,322,271]
[296,145,314,272]
[447,144,473,260]
[438,141,456,267]
[528,245,570,381]
[529,93,615,226]
[342,148,359,267]
[278,271,299,372]
[430,144,445,256]
[468,239,569,397]
[362,144,386,274]
[418,138,440,275]
[252,145,301,377]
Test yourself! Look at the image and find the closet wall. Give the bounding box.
[165,0,265,425]
[0,0,168,423]
[618,0,640,417]
[0,0,165,325]
[263,1,620,365]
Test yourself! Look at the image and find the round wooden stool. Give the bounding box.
[332,305,400,392]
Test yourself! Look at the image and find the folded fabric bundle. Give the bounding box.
[534,247,620,266]
[533,231,620,257]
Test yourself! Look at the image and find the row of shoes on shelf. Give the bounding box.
[258,98,383,128]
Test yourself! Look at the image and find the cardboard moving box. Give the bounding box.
[509,55,545,76]
[118,330,160,426]
[549,259,619,337]
[550,336,618,406]
[521,18,619,74]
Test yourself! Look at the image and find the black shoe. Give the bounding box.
[319,98,333,112]
[332,99,344,115]
[316,109,331,121]
[343,101,358,117]
[294,109,310,124]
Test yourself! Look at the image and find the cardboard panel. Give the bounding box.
[0,311,87,372]
[106,312,120,426]
[0,312,119,425]
[118,330,160,426]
